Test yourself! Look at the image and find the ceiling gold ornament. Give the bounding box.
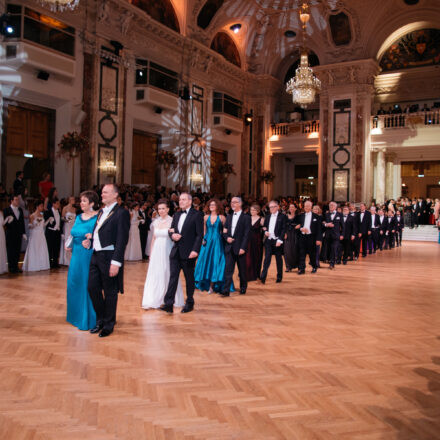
[38,0,80,12]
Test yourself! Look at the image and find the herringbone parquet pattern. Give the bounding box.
[1,242,440,439]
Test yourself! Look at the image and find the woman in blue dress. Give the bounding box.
[66,191,99,330]
[195,199,232,293]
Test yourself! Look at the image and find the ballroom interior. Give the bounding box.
[1,1,440,440]
[0,0,439,203]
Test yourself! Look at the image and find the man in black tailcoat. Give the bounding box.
[138,201,151,260]
[44,198,62,268]
[161,192,204,313]
[384,210,397,249]
[260,200,287,284]
[220,196,251,296]
[3,195,26,273]
[85,184,130,337]
[323,201,344,269]
[341,206,356,264]
[368,206,381,254]
[356,203,371,257]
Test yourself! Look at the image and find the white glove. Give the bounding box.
[140,219,145,224]
[22,234,27,240]
[61,234,65,239]
[6,215,14,224]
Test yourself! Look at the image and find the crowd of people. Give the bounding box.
[1,171,440,337]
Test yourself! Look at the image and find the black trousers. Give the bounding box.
[326,236,340,265]
[342,238,353,262]
[378,232,385,250]
[5,231,21,271]
[369,229,380,252]
[164,255,196,307]
[384,232,395,249]
[222,251,247,292]
[395,230,402,246]
[298,234,316,270]
[360,233,369,256]
[140,229,147,258]
[261,239,283,281]
[88,251,119,331]
[45,229,61,267]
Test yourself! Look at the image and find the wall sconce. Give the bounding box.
[244,113,253,125]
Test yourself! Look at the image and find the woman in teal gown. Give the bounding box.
[66,191,99,331]
[195,199,233,293]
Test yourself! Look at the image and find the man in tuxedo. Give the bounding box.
[3,195,26,273]
[220,196,251,296]
[86,184,130,337]
[323,201,344,269]
[412,199,420,228]
[384,210,396,249]
[349,204,359,259]
[161,192,204,312]
[138,201,151,260]
[377,208,387,250]
[13,170,25,197]
[341,206,356,264]
[356,203,371,257]
[44,198,62,269]
[368,206,381,254]
[260,200,287,284]
[394,210,404,247]
[296,200,322,274]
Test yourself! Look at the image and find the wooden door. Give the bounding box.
[5,106,49,158]
[210,148,227,196]
[132,131,158,185]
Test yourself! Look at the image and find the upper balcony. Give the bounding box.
[269,121,320,154]
[370,111,440,152]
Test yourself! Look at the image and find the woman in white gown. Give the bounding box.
[0,211,8,274]
[142,200,184,309]
[125,203,142,261]
[59,196,77,266]
[23,201,50,272]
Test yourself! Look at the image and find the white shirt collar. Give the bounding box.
[271,211,278,217]
[234,210,242,215]
[103,202,117,213]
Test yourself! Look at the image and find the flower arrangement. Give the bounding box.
[157,150,177,169]
[261,170,276,183]
[57,131,89,160]
[217,162,236,177]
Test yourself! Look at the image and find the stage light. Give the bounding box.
[230,23,241,33]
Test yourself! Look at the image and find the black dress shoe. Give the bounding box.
[311,268,317,273]
[240,288,246,294]
[260,277,266,284]
[159,304,173,313]
[285,268,291,272]
[343,260,347,265]
[99,328,113,337]
[298,269,305,275]
[219,291,230,297]
[276,278,282,283]
[90,324,103,334]
[181,305,194,313]
[329,265,334,270]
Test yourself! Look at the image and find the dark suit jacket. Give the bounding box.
[92,204,130,264]
[370,213,381,230]
[138,209,151,232]
[296,212,323,241]
[356,211,372,235]
[262,212,287,242]
[44,208,63,233]
[342,214,356,239]
[3,206,25,237]
[378,215,387,233]
[394,215,404,231]
[223,211,251,255]
[385,216,396,233]
[169,208,204,259]
[324,211,345,239]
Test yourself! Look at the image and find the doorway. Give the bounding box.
[131,131,159,186]
[210,148,227,196]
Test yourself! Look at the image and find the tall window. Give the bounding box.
[213,92,242,118]
[135,59,179,95]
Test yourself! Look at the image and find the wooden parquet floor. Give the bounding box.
[1,242,440,440]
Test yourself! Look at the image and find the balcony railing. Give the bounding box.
[271,120,320,137]
[371,111,440,130]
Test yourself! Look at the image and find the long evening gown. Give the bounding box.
[142,217,184,308]
[125,211,142,261]
[284,215,299,271]
[195,215,231,292]
[59,211,76,265]
[23,216,50,272]
[245,218,263,281]
[66,214,97,331]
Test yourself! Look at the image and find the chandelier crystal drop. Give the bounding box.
[286,2,321,108]
[38,0,80,12]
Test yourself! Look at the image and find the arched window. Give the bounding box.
[131,0,180,33]
[197,0,224,29]
[380,28,440,72]
[283,51,320,83]
[210,32,241,67]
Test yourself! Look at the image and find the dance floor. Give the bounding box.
[0,241,440,440]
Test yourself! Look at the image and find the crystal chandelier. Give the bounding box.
[38,0,80,12]
[286,2,321,108]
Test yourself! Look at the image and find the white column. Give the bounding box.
[385,153,395,201]
[376,148,386,204]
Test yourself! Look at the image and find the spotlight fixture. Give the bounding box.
[230,23,241,34]
[154,106,163,114]
[244,113,253,125]
[284,30,296,38]
[225,129,232,135]
[37,70,50,81]
[0,13,18,37]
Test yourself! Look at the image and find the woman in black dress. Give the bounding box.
[245,204,264,282]
[284,203,299,272]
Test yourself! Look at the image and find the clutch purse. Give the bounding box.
[65,235,73,248]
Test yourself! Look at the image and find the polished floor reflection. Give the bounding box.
[0,241,439,439]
